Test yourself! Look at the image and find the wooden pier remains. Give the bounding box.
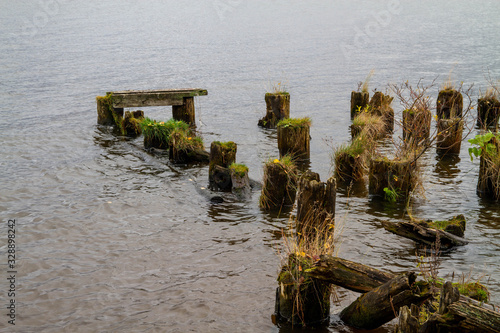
[97,89,208,126]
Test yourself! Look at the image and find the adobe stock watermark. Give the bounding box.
[213,0,243,21]
[18,0,74,41]
[340,0,401,61]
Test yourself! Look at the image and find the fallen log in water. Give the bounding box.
[381,220,468,249]
[339,272,431,330]
[306,255,395,293]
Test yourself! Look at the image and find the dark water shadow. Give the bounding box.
[433,154,461,179]
[335,178,369,199]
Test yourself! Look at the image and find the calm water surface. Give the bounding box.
[1,1,499,332]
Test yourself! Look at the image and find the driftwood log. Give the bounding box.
[339,272,431,330]
[306,255,395,293]
[381,220,468,248]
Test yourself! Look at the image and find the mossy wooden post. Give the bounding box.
[369,157,417,200]
[172,97,195,126]
[277,118,311,160]
[96,93,124,128]
[437,89,463,119]
[334,152,364,183]
[258,92,290,128]
[477,137,500,200]
[436,118,463,155]
[209,141,237,191]
[275,254,331,327]
[402,108,431,146]
[229,163,250,198]
[123,110,144,137]
[296,171,336,239]
[368,91,394,133]
[477,97,500,128]
[350,91,369,119]
[259,157,297,211]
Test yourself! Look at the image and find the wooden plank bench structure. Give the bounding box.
[97,88,208,126]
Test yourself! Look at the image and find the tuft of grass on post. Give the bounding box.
[277,117,311,129]
[351,112,385,140]
[259,155,298,211]
[229,162,248,178]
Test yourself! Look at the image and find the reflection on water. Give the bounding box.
[433,154,461,179]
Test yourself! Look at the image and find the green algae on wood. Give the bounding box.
[277,117,311,160]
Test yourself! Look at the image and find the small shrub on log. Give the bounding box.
[259,155,297,211]
[469,131,500,200]
[277,117,311,160]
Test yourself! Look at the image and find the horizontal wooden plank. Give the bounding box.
[108,89,208,108]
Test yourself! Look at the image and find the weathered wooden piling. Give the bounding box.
[258,92,290,128]
[168,132,209,163]
[209,141,237,191]
[477,96,500,128]
[436,117,463,155]
[350,91,369,119]
[477,136,500,200]
[275,254,331,327]
[350,113,386,140]
[368,91,394,133]
[437,89,463,119]
[369,156,418,200]
[97,93,123,126]
[403,108,432,146]
[295,171,336,239]
[172,97,196,126]
[229,163,251,198]
[334,135,370,183]
[277,117,311,160]
[123,110,144,136]
[259,156,297,211]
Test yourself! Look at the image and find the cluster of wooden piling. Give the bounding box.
[96,84,500,331]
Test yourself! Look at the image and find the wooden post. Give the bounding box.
[275,254,331,327]
[229,163,251,198]
[209,141,237,191]
[368,91,394,133]
[172,97,196,126]
[350,91,369,119]
[368,157,418,200]
[123,110,144,137]
[437,89,463,119]
[395,304,420,333]
[258,93,290,128]
[339,272,431,330]
[96,94,124,127]
[477,137,500,200]
[295,171,336,239]
[477,97,500,128]
[334,152,364,183]
[277,118,311,160]
[436,118,463,155]
[259,158,297,211]
[403,108,432,146]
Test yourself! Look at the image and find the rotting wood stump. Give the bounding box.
[229,163,251,199]
[258,92,290,128]
[437,89,463,119]
[275,254,331,327]
[477,96,500,129]
[477,136,500,200]
[369,157,418,200]
[96,89,207,128]
[123,110,144,137]
[350,91,369,119]
[436,117,464,155]
[277,118,311,160]
[368,91,394,133]
[403,108,432,146]
[209,141,237,191]
[381,219,469,249]
[295,171,336,239]
[339,272,431,330]
[306,255,395,293]
[259,157,297,211]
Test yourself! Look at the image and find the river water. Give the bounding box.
[1,1,499,332]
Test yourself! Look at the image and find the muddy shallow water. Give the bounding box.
[1,1,499,332]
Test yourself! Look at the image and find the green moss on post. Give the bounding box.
[123,110,144,137]
[229,163,250,198]
[258,92,290,128]
[96,93,125,133]
[277,117,311,160]
[477,136,500,200]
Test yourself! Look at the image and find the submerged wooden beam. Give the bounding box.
[108,89,208,108]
